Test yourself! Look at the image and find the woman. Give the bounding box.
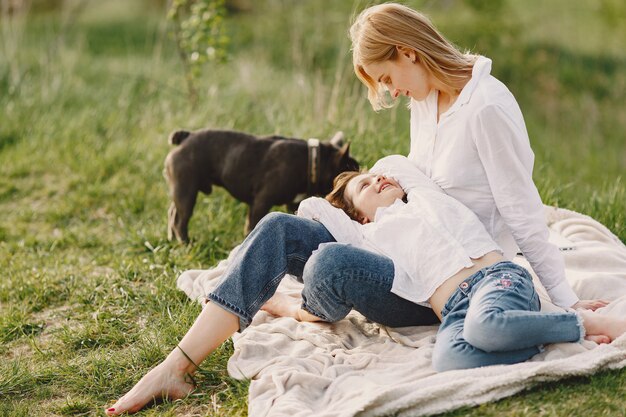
[348,3,605,310]
[105,3,604,414]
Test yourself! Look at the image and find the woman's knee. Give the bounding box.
[432,339,487,372]
[432,340,462,372]
[463,309,509,352]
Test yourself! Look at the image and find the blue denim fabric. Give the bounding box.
[432,261,583,372]
[207,212,438,331]
[300,242,439,327]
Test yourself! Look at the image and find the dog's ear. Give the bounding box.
[333,141,351,166]
[169,130,191,145]
[335,141,359,171]
[329,131,345,148]
[338,141,350,157]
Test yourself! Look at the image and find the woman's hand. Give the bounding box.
[571,299,610,311]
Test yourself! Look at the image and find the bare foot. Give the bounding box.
[260,292,300,318]
[585,334,611,344]
[580,310,626,342]
[105,360,194,415]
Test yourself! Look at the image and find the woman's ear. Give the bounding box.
[360,216,370,225]
[395,46,417,63]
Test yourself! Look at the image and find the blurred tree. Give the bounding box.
[167,0,229,106]
[0,0,29,15]
[599,0,626,27]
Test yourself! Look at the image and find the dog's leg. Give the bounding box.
[285,202,299,214]
[167,202,177,241]
[246,199,273,235]
[168,200,192,244]
[170,188,197,244]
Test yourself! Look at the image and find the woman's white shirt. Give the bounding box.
[408,56,578,308]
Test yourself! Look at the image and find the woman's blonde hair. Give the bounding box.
[349,3,477,110]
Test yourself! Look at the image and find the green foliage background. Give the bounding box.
[0,0,624,415]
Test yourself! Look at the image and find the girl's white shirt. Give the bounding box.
[407,56,577,308]
[297,155,502,306]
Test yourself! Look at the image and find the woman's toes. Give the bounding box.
[585,334,611,344]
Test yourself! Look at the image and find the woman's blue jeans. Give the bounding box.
[206,212,439,331]
[432,261,584,372]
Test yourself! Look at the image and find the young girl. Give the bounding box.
[296,155,625,371]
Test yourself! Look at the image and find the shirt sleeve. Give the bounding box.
[296,197,365,246]
[370,155,444,195]
[472,104,579,308]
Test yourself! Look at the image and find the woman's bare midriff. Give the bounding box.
[429,251,505,320]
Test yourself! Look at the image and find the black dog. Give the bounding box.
[164,129,359,243]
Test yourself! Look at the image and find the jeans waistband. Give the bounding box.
[440,261,531,317]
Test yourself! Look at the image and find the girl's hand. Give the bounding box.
[572,299,610,311]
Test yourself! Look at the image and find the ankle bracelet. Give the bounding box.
[177,344,200,370]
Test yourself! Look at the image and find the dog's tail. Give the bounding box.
[169,130,191,145]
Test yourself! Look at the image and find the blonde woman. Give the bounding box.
[349,2,605,311]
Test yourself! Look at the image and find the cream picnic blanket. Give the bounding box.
[177,206,626,417]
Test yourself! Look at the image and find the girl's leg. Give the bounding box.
[206,212,336,331]
[106,302,238,415]
[298,243,439,326]
[105,213,335,415]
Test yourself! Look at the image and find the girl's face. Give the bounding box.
[345,174,404,224]
[362,48,433,102]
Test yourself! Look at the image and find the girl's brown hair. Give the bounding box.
[349,3,477,110]
[325,171,363,222]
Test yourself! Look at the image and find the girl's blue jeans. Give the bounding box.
[206,212,439,331]
[432,261,584,371]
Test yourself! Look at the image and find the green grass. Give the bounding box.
[0,0,624,416]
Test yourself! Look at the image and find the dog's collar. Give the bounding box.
[307,138,321,196]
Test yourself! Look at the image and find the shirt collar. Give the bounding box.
[409,56,492,121]
[445,55,492,115]
[373,198,406,222]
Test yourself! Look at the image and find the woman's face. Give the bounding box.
[362,48,433,102]
[345,173,404,224]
